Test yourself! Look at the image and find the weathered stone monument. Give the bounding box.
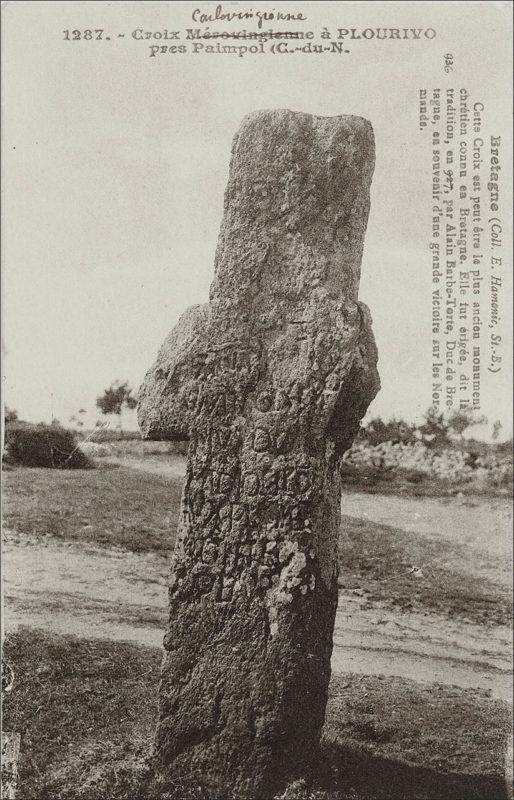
[138,109,379,797]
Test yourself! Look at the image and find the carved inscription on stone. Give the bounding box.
[138,109,379,798]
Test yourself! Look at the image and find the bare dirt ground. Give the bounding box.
[4,453,512,703]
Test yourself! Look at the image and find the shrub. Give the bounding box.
[360,417,416,447]
[4,406,18,424]
[403,469,424,484]
[495,438,513,458]
[4,424,92,469]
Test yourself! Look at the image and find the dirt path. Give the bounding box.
[4,528,512,702]
[341,490,512,584]
[102,453,187,480]
[332,593,511,699]
[4,533,167,648]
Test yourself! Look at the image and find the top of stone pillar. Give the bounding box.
[209,109,375,315]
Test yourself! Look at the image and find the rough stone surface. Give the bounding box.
[138,109,380,798]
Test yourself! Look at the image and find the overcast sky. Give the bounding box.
[2,1,512,437]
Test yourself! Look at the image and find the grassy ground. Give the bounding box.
[3,464,182,553]
[3,628,510,800]
[3,628,159,800]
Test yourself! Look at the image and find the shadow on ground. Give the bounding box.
[3,628,510,800]
[311,741,508,800]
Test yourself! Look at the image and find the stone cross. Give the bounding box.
[138,109,379,798]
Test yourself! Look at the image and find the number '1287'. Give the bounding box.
[63,30,104,40]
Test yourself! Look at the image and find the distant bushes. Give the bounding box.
[359,417,417,447]
[359,408,491,450]
[4,424,92,469]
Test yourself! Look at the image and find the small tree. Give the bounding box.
[446,408,487,440]
[69,408,86,429]
[418,407,450,448]
[96,381,137,436]
[492,420,502,441]
[363,416,416,446]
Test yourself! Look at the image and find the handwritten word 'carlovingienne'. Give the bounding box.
[192,5,307,29]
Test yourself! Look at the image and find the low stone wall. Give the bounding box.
[343,440,512,485]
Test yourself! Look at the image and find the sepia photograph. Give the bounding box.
[1,2,512,798]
